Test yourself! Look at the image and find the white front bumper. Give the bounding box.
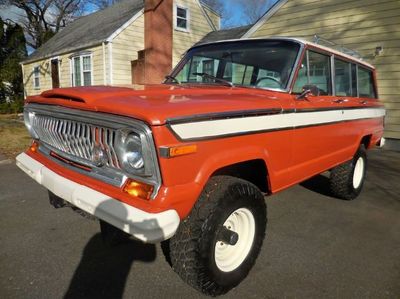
[16,153,180,243]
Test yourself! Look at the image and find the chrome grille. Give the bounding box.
[32,114,120,168]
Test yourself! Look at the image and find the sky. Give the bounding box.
[0,5,23,23]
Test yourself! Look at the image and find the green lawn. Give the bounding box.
[0,114,31,158]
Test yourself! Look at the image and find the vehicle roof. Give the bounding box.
[190,37,375,70]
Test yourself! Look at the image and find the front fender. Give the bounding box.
[194,145,270,188]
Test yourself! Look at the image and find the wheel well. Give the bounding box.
[212,159,269,193]
[360,134,372,149]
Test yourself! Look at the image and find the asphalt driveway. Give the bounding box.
[0,149,399,298]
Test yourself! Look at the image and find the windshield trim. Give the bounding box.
[167,39,305,93]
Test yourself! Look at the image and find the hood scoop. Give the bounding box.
[41,90,86,103]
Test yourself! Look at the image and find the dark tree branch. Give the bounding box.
[1,0,83,49]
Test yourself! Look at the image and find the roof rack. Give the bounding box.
[312,35,363,60]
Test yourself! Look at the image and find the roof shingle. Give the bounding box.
[196,25,253,45]
[23,0,144,64]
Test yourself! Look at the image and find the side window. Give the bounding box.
[334,59,351,96]
[202,59,215,82]
[351,64,357,97]
[256,69,282,89]
[71,54,92,87]
[308,51,332,95]
[176,56,220,83]
[358,67,376,98]
[33,66,40,89]
[292,56,307,93]
[223,62,247,85]
[242,66,254,85]
[175,5,189,31]
[293,51,332,95]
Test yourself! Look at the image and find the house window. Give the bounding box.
[71,54,92,86]
[175,5,189,31]
[33,66,40,89]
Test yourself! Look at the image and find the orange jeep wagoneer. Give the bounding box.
[17,38,385,296]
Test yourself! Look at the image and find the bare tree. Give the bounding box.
[202,0,224,15]
[87,0,122,10]
[202,0,275,28]
[0,0,83,49]
[236,0,274,24]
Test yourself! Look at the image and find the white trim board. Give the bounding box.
[108,42,113,85]
[196,0,217,31]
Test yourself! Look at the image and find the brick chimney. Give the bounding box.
[133,0,173,84]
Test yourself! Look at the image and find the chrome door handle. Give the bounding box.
[360,100,368,105]
[333,98,349,103]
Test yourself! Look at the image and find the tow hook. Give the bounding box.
[218,226,239,246]
[48,191,96,220]
[48,191,70,209]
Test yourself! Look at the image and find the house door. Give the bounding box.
[51,59,60,88]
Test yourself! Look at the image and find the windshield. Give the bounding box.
[170,40,301,90]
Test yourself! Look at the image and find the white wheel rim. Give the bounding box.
[353,157,364,189]
[214,208,255,272]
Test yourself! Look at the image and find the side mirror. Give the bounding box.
[296,84,320,100]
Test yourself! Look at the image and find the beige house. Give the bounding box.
[21,0,220,96]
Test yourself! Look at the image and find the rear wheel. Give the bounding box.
[168,176,267,296]
[330,146,367,200]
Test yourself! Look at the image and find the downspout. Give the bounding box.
[102,42,107,85]
[108,42,113,85]
[20,62,26,99]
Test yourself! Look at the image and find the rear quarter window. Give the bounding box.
[358,67,376,98]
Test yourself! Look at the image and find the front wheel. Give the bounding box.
[330,146,367,200]
[168,176,267,296]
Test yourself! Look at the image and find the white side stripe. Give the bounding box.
[170,108,386,140]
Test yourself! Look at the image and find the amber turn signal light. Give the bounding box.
[123,179,154,200]
[169,144,197,157]
[159,144,197,158]
[30,141,39,152]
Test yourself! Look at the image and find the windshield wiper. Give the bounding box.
[192,72,234,87]
[164,75,181,84]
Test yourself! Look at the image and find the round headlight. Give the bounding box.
[122,134,144,170]
[24,111,39,139]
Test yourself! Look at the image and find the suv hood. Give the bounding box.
[26,85,286,126]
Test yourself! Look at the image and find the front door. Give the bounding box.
[51,59,60,88]
[290,49,352,182]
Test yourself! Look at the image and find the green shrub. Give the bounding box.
[0,96,24,114]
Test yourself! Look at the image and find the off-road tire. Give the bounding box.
[330,146,367,200]
[169,176,267,296]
